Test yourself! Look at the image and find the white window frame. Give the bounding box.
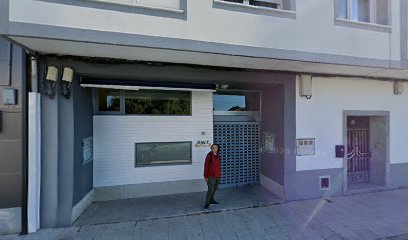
[89,0,184,13]
[213,0,296,18]
[240,0,284,10]
[338,0,390,26]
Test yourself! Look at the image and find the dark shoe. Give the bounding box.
[203,204,209,211]
[210,201,220,205]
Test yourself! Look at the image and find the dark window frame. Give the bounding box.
[93,88,192,116]
[213,90,261,116]
[134,141,193,167]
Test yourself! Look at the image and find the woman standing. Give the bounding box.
[203,144,221,211]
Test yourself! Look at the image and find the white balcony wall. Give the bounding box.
[8,0,400,61]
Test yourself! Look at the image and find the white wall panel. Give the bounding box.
[93,91,213,187]
[296,77,408,171]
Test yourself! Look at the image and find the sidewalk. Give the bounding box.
[2,188,408,240]
[74,185,282,226]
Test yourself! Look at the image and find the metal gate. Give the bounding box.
[214,122,260,187]
[347,129,371,184]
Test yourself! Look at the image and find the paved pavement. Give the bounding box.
[1,187,408,240]
[74,185,282,226]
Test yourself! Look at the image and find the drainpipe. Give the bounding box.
[20,52,28,235]
[31,56,38,93]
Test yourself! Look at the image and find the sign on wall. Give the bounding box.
[194,140,212,148]
[82,137,93,164]
[263,132,275,153]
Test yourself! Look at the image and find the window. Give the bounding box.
[135,142,192,167]
[96,89,191,115]
[213,91,260,113]
[375,0,388,25]
[222,0,287,10]
[350,0,369,22]
[97,89,121,112]
[336,0,389,25]
[95,0,181,10]
[125,90,191,115]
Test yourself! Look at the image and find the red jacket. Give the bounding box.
[204,152,221,179]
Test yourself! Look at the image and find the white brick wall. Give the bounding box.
[93,91,213,187]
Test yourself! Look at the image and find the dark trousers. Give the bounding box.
[206,177,219,205]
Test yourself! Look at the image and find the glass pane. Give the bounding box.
[213,92,260,112]
[223,0,244,3]
[375,0,388,25]
[351,0,370,22]
[249,0,279,9]
[125,90,191,115]
[136,142,192,166]
[98,89,121,112]
[337,0,348,19]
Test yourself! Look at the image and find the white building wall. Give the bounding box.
[93,91,213,187]
[296,77,408,171]
[8,0,399,61]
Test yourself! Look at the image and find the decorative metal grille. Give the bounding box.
[347,129,371,184]
[214,122,260,187]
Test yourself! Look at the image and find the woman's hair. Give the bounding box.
[211,144,220,154]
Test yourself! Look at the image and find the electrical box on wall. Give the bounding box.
[62,67,74,82]
[299,74,312,99]
[296,138,315,156]
[394,81,403,95]
[2,88,17,105]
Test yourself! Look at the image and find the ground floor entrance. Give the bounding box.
[344,112,389,192]
[347,117,371,184]
[32,57,295,230]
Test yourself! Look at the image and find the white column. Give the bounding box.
[28,92,41,233]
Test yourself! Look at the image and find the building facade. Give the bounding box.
[0,38,26,234]
[1,0,408,234]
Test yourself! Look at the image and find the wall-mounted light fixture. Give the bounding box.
[60,67,74,98]
[299,74,312,99]
[394,81,403,95]
[46,66,58,82]
[43,66,58,98]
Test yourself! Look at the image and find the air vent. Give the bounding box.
[319,176,330,190]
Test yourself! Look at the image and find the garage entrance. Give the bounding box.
[213,91,261,188]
